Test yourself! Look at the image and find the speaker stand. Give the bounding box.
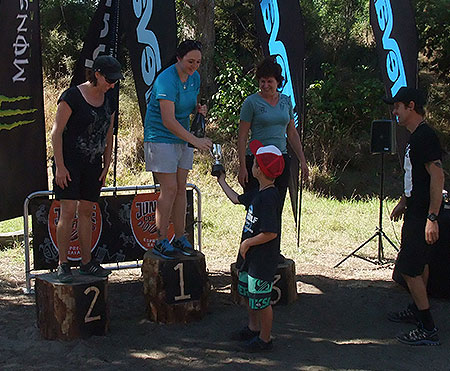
[334,153,399,267]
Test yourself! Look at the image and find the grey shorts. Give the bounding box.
[144,142,194,173]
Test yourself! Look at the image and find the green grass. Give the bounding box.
[0,156,403,273]
[0,217,24,233]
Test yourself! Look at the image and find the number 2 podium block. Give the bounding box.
[35,272,109,340]
[142,250,210,324]
[230,258,297,306]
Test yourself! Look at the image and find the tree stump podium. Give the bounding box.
[231,258,297,306]
[142,250,209,324]
[35,272,109,340]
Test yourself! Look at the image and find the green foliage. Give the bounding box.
[415,0,450,82]
[40,0,97,79]
[209,59,256,137]
[206,0,262,138]
[305,63,385,171]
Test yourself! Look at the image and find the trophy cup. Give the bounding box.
[211,144,225,177]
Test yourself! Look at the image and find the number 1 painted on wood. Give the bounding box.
[174,262,191,301]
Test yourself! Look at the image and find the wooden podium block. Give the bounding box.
[35,272,109,340]
[142,251,209,324]
[231,258,297,306]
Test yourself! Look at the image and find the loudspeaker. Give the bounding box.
[370,119,396,154]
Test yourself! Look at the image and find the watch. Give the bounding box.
[427,213,438,222]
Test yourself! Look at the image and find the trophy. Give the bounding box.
[211,144,225,177]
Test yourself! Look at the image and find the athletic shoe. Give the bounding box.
[57,263,73,283]
[241,336,273,353]
[172,235,197,256]
[387,305,418,324]
[231,326,260,341]
[152,238,178,260]
[396,325,440,346]
[79,261,111,277]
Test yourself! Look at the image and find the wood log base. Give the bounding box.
[142,250,209,324]
[231,258,297,306]
[35,271,109,340]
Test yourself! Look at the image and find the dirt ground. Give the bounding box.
[1,247,449,371]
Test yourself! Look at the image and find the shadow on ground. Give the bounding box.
[1,269,449,370]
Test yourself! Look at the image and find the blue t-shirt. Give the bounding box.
[240,93,294,154]
[144,64,200,143]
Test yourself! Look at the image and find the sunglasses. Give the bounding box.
[105,77,118,84]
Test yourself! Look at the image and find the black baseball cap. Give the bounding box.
[383,87,426,106]
[93,55,124,81]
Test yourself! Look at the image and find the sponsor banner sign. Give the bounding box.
[71,0,120,133]
[370,0,418,99]
[71,0,121,86]
[370,0,418,156]
[121,0,177,122]
[0,0,48,221]
[31,192,194,270]
[254,0,306,222]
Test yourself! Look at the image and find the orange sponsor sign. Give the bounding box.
[130,193,174,250]
[48,200,102,261]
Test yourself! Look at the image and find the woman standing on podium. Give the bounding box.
[143,40,212,259]
[51,55,123,282]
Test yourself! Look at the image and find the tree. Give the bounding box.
[179,0,217,100]
[40,0,98,79]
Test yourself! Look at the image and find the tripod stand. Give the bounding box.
[334,153,399,267]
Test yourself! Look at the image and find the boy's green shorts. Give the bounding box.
[238,271,273,310]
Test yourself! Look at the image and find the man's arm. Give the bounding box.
[424,159,445,244]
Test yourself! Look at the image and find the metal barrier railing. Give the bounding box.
[23,183,202,294]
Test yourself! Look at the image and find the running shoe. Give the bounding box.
[172,235,197,256]
[387,305,418,324]
[396,325,440,346]
[231,326,260,341]
[240,336,273,352]
[79,261,111,277]
[153,238,178,259]
[57,263,73,283]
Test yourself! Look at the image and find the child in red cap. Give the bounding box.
[216,140,284,352]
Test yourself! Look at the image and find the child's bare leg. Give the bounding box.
[247,302,260,332]
[258,305,273,342]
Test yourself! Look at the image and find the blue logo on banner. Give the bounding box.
[374,0,407,97]
[259,0,299,126]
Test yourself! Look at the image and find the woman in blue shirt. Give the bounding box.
[237,57,309,258]
[144,40,212,259]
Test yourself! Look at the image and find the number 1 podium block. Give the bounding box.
[35,272,109,340]
[230,258,297,306]
[142,250,209,324]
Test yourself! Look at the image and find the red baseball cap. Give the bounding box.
[249,140,285,179]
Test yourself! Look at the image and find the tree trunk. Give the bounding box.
[142,250,210,324]
[35,272,109,340]
[183,0,217,101]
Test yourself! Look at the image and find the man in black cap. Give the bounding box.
[385,87,444,346]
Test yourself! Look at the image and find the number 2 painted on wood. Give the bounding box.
[174,262,191,301]
[84,286,101,323]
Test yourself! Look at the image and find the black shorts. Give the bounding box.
[52,157,103,202]
[394,213,432,277]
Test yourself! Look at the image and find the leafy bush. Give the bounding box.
[208,59,256,139]
[304,63,386,172]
